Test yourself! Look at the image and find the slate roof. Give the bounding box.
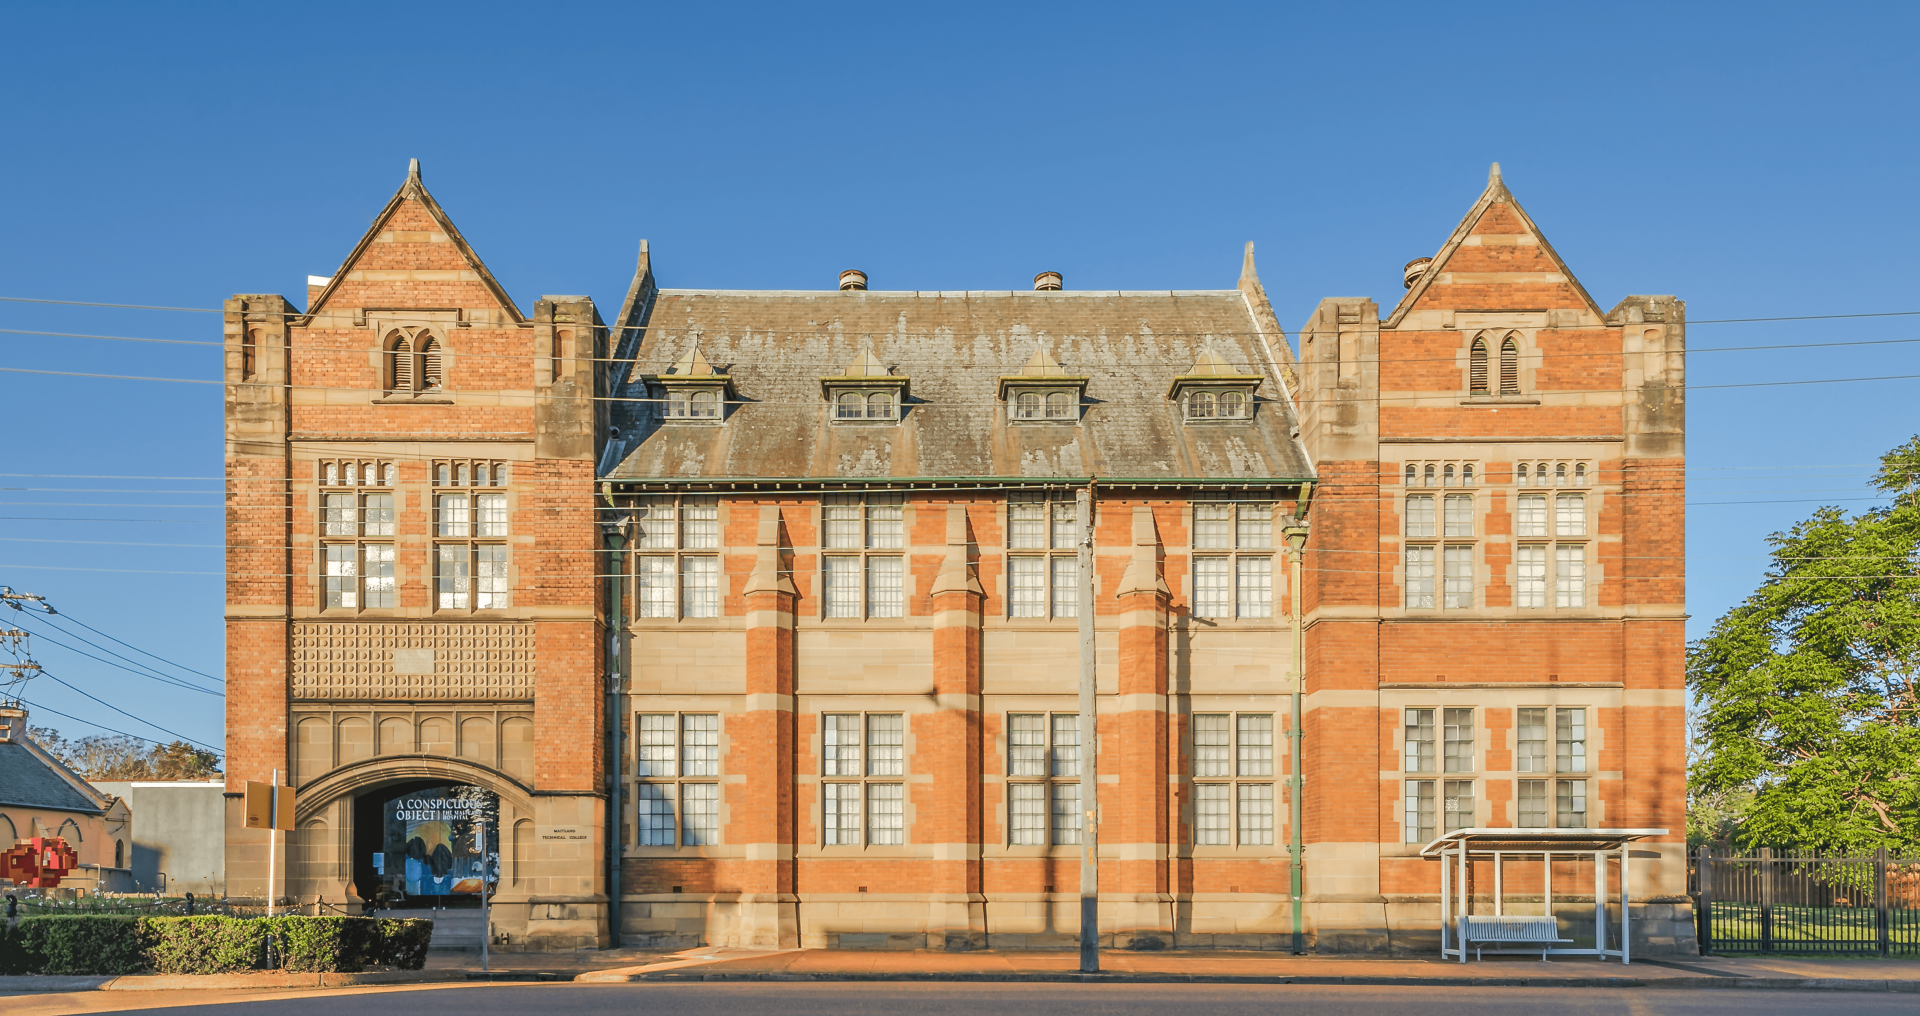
[0,741,104,814]
[602,282,1313,485]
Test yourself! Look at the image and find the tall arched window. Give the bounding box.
[1499,336,1519,394]
[242,329,259,380]
[421,337,444,389]
[389,334,414,391]
[512,819,533,886]
[115,840,124,868]
[1468,337,1489,394]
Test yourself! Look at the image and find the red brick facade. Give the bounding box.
[227,162,1687,953]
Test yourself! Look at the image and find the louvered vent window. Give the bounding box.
[422,338,444,389]
[390,336,413,391]
[1499,337,1519,394]
[1468,338,1488,394]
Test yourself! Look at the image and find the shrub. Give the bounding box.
[139,916,270,974]
[0,921,40,975]
[377,918,433,970]
[28,915,144,976]
[0,913,431,975]
[268,916,383,973]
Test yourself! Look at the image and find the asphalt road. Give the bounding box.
[15,983,1920,1016]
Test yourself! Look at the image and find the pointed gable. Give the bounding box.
[1386,163,1603,327]
[304,159,524,323]
[1017,345,1068,377]
[667,342,718,376]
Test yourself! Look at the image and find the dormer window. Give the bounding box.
[836,391,897,420]
[823,347,908,424]
[648,342,732,425]
[1000,346,1087,424]
[668,389,722,419]
[1168,345,1262,424]
[1186,389,1249,420]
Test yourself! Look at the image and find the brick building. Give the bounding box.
[224,162,1688,953]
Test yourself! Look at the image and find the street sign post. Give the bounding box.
[244,772,296,916]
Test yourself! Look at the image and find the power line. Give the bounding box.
[0,463,1882,482]
[6,614,221,696]
[18,695,223,756]
[10,290,1920,328]
[5,361,1920,406]
[34,667,224,753]
[8,323,1920,373]
[43,609,223,684]
[0,295,223,313]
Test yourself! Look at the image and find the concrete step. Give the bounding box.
[370,908,487,950]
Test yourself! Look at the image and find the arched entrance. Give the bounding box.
[286,754,532,922]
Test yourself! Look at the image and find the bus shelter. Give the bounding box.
[1421,828,1668,964]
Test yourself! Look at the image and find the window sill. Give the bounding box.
[373,393,455,405]
[1006,418,1081,426]
[807,844,918,857]
[829,417,902,425]
[1180,416,1256,425]
[660,417,725,426]
[1184,845,1285,858]
[989,845,1092,859]
[1458,397,1540,406]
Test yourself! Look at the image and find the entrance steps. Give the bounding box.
[372,907,486,950]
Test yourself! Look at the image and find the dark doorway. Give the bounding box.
[352,781,498,911]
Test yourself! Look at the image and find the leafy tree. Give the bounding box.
[1688,436,1920,854]
[28,725,221,781]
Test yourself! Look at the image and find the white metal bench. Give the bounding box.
[1457,915,1571,961]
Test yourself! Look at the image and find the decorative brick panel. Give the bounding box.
[291,622,535,701]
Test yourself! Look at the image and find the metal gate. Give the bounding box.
[1694,847,1920,955]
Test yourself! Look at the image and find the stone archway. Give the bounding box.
[287,754,535,909]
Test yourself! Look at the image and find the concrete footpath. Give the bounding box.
[7,949,1920,994]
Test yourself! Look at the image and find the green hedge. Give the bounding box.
[0,915,432,975]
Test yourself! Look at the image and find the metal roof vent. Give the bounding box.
[1033,271,1063,291]
[1403,258,1433,290]
[839,269,868,291]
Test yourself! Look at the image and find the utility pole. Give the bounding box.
[1,588,49,708]
[1284,520,1310,955]
[1076,483,1098,973]
[0,628,39,707]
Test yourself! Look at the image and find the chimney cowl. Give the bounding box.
[839,269,868,291]
[1032,271,1063,291]
[1402,257,1433,290]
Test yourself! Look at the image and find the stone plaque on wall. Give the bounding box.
[292,623,535,701]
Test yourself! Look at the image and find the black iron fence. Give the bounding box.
[1694,847,1920,955]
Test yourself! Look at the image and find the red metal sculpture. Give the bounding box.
[2,836,79,888]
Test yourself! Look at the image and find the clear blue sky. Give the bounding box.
[1,2,1915,753]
